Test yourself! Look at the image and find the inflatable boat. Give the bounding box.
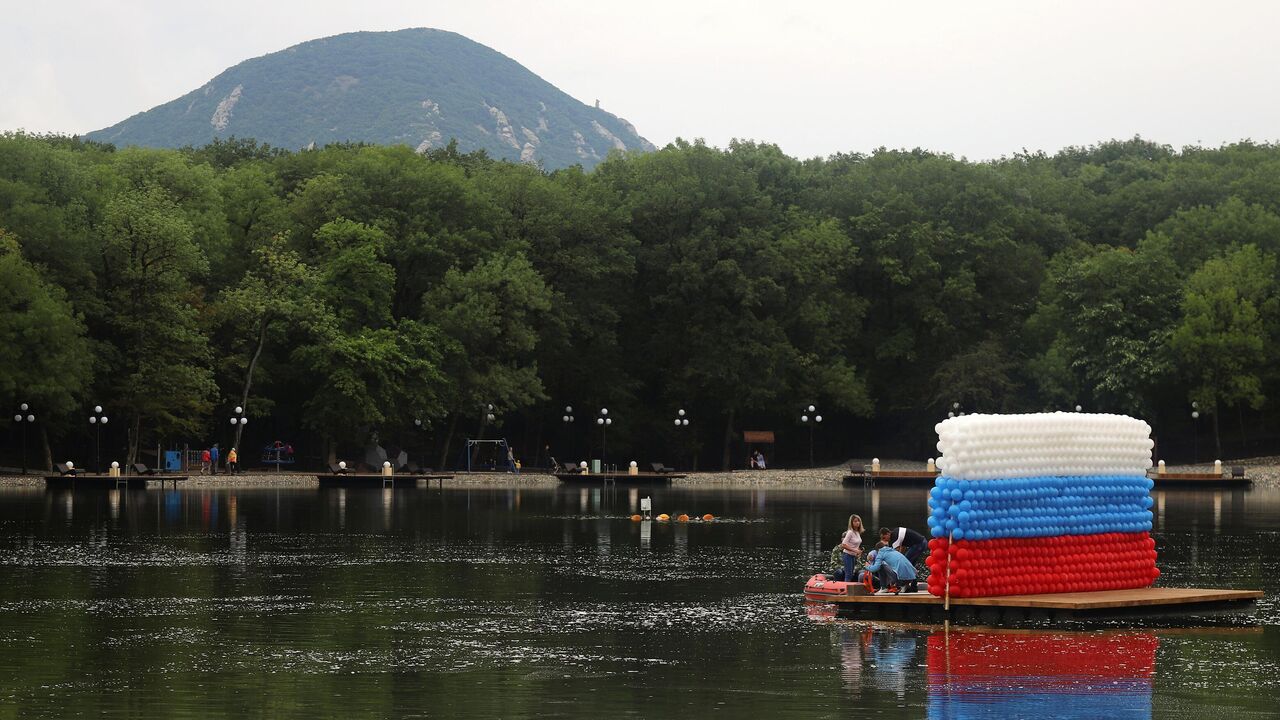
[803,573,872,602]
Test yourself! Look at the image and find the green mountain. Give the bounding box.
[85,28,655,169]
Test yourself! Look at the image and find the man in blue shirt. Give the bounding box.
[862,542,918,594]
[210,444,220,475]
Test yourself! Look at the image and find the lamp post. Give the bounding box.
[947,401,964,419]
[561,406,575,466]
[673,408,689,469]
[88,405,108,474]
[229,406,248,473]
[13,404,34,475]
[800,404,823,468]
[596,407,612,471]
[1191,402,1200,464]
[1074,404,1082,412]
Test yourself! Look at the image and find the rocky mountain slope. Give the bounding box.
[86,28,655,169]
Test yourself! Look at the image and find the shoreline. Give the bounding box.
[2,456,1276,489]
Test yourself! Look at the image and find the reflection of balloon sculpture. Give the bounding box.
[925,413,1160,597]
[927,630,1158,719]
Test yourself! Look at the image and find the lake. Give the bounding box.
[0,483,1276,718]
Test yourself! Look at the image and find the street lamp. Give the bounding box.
[947,401,964,419]
[1191,402,1201,464]
[673,408,690,470]
[800,405,823,468]
[597,407,612,470]
[88,405,108,474]
[561,405,575,465]
[14,403,34,475]
[228,406,248,473]
[1074,404,1082,412]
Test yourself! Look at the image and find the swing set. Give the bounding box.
[460,438,516,472]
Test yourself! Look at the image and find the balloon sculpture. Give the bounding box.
[925,412,1160,597]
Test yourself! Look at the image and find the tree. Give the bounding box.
[1170,245,1279,457]
[0,229,93,468]
[217,235,327,451]
[423,251,552,467]
[1028,240,1180,416]
[98,185,216,465]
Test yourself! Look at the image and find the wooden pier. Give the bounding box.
[1151,471,1251,488]
[842,468,941,487]
[44,474,187,490]
[317,473,453,488]
[808,587,1262,623]
[554,471,685,485]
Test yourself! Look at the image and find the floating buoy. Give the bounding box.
[658,513,670,522]
[677,514,689,522]
[702,513,715,521]
[630,514,642,522]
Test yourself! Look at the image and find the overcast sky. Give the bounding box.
[3,0,1278,160]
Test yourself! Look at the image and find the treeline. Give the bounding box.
[2,132,1279,471]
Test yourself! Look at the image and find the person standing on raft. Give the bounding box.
[840,514,864,582]
[880,526,928,565]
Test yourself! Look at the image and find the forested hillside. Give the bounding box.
[3,133,1278,470]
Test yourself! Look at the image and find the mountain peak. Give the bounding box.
[85,28,654,169]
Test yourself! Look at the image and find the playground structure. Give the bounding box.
[460,438,516,473]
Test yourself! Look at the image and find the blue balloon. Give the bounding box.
[952,529,965,540]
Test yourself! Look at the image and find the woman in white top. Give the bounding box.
[841,514,863,583]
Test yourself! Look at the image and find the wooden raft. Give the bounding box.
[317,473,453,488]
[44,474,187,489]
[1151,472,1251,487]
[812,587,1262,623]
[554,471,686,485]
[842,468,941,487]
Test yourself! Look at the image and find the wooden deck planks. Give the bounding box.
[822,587,1262,610]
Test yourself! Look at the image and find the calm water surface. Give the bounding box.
[0,483,1277,718]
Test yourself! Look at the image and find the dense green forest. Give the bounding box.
[2,132,1279,471]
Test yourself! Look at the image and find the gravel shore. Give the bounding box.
[2,456,1275,488]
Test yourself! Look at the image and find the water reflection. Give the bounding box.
[927,629,1156,719]
[818,619,1159,719]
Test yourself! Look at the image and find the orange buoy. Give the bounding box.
[702,514,715,521]
[657,513,670,522]
[677,514,689,522]
[630,514,643,522]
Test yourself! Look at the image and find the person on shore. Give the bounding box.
[755,451,766,470]
[227,447,238,475]
[200,448,211,475]
[863,541,918,594]
[880,526,928,565]
[210,444,220,475]
[840,514,864,584]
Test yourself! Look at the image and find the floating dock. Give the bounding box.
[44,474,187,490]
[842,469,941,487]
[1150,471,1251,487]
[808,587,1262,623]
[317,473,453,488]
[554,471,685,485]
